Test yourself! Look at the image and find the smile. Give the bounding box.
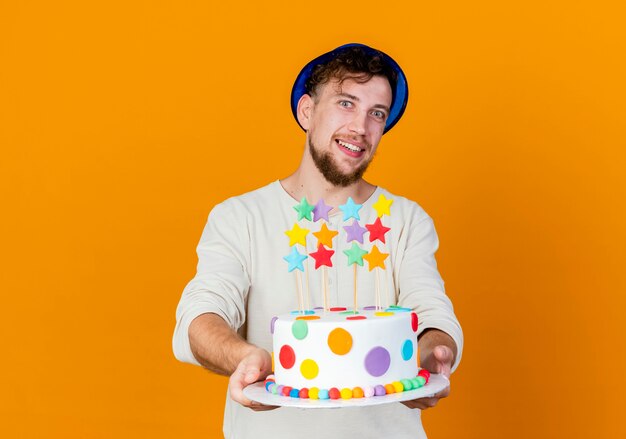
[336,139,363,153]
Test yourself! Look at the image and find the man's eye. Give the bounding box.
[339,101,352,107]
[372,110,386,119]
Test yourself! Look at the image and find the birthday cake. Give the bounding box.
[265,306,431,400]
[264,194,431,400]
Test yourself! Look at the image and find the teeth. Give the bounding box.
[337,140,362,152]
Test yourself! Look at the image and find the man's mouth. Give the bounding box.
[336,139,364,153]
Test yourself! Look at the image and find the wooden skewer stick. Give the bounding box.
[353,263,358,313]
[375,270,381,309]
[384,267,391,308]
[305,257,310,311]
[296,270,303,313]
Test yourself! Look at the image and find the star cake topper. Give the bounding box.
[366,217,391,244]
[312,199,332,222]
[293,197,315,221]
[362,245,389,271]
[343,220,367,244]
[309,244,335,269]
[343,242,368,266]
[285,223,309,247]
[283,247,308,272]
[313,223,338,248]
[339,197,363,221]
[372,193,394,218]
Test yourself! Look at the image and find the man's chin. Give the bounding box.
[309,140,369,187]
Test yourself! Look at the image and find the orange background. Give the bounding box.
[1,1,625,437]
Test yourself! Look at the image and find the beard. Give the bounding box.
[308,138,372,187]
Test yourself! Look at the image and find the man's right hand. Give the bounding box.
[228,347,278,411]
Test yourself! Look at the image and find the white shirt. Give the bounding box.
[173,181,463,438]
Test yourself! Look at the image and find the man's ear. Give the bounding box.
[297,94,314,130]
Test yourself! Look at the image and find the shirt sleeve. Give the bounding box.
[172,199,251,366]
[397,206,464,373]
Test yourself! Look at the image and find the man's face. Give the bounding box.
[304,75,393,187]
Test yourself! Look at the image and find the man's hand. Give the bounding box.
[228,347,278,411]
[402,329,457,410]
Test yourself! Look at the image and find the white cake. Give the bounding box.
[266,306,427,399]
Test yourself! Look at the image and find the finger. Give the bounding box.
[229,363,256,407]
[433,385,450,399]
[228,363,259,407]
[401,397,439,410]
[433,346,454,377]
[434,345,453,363]
[249,402,280,412]
[230,373,279,411]
[401,384,451,410]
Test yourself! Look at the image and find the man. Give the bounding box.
[173,43,463,438]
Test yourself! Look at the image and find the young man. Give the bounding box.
[173,44,463,438]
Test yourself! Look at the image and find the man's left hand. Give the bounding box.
[402,344,454,410]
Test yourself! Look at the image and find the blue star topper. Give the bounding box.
[338,197,363,221]
[283,246,308,272]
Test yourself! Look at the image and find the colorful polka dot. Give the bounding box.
[364,346,391,377]
[300,359,319,379]
[292,320,308,340]
[375,311,394,317]
[411,312,418,332]
[327,328,353,355]
[270,316,278,334]
[402,339,414,361]
[386,307,411,312]
[279,345,295,369]
[374,385,386,396]
[290,309,315,315]
[296,315,320,320]
[309,387,319,399]
[418,369,431,380]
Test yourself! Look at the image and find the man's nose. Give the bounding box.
[347,111,367,135]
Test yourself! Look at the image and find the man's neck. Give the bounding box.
[280,159,377,209]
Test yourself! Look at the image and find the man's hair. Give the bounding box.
[305,46,398,98]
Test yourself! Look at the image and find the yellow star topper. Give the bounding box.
[363,245,389,271]
[372,194,394,218]
[313,223,339,248]
[285,223,309,247]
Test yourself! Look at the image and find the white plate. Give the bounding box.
[243,373,449,409]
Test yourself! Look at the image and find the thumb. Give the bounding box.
[244,368,260,384]
[434,346,454,376]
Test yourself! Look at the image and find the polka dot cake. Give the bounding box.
[270,307,420,395]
